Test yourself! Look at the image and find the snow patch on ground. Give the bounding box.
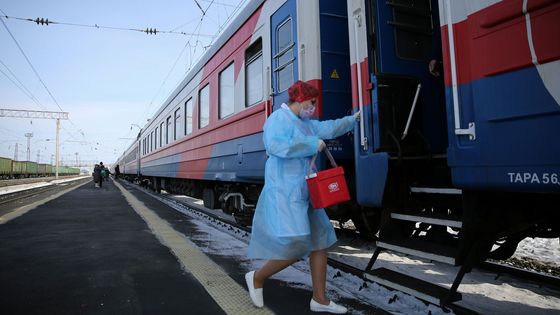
[140,192,560,314]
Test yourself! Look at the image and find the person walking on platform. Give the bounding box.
[100,162,110,182]
[93,164,102,188]
[93,162,104,188]
[114,164,120,179]
[246,80,359,314]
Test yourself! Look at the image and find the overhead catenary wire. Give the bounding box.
[1,2,246,162]
[0,59,49,110]
[1,9,95,148]
[0,17,64,114]
[133,0,214,128]
[134,0,246,129]
[0,14,215,37]
[200,0,238,8]
[193,0,206,16]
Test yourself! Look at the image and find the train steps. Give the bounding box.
[364,186,468,307]
[364,268,462,306]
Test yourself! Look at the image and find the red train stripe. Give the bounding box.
[441,0,560,86]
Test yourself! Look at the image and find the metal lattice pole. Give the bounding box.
[0,109,69,179]
[24,132,33,161]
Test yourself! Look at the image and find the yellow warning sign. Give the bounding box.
[330,69,340,79]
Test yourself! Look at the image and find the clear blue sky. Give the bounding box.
[0,0,248,167]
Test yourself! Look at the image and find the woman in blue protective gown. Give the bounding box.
[245,80,359,314]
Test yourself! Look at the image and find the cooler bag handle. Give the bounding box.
[309,147,337,175]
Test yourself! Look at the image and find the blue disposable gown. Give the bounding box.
[247,104,356,259]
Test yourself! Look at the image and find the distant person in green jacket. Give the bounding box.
[100,162,110,183]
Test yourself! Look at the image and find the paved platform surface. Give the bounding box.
[0,178,386,315]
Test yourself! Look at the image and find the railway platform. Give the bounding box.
[0,178,389,315]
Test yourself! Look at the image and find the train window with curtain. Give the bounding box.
[185,98,193,135]
[219,63,235,119]
[199,84,210,128]
[159,122,164,147]
[155,127,159,149]
[174,108,182,140]
[275,18,294,92]
[246,38,263,107]
[166,116,172,144]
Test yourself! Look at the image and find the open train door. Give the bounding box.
[270,0,298,111]
[350,0,447,208]
[366,0,447,154]
[350,0,466,306]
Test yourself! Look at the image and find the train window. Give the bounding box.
[174,108,182,140]
[389,0,433,61]
[155,127,159,148]
[246,39,263,107]
[219,63,235,119]
[275,19,294,92]
[166,116,172,145]
[159,122,164,147]
[185,98,193,135]
[199,84,210,128]
[151,131,154,152]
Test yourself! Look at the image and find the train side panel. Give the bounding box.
[440,0,560,192]
[0,157,12,178]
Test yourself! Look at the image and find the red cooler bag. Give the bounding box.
[306,149,350,209]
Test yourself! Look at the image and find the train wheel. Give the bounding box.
[202,188,220,209]
[233,209,254,226]
[221,199,235,215]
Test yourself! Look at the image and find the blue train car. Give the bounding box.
[348,0,559,306]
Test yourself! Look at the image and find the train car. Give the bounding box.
[121,0,355,225]
[25,161,38,177]
[11,160,27,178]
[119,139,140,180]
[37,163,48,177]
[45,164,53,176]
[60,166,69,175]
[0,157,12,179]
[348,0,559,306]
[67,167,80,176]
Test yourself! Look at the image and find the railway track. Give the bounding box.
[0,177,90,206]
[0,175,83,187]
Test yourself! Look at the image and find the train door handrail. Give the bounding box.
[353,10,367,151]
[444,0,476,140]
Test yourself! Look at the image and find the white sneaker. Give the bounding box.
[245,271,263,308]
[310,299,347,314]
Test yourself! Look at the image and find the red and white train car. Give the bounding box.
[117,0,356,225]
